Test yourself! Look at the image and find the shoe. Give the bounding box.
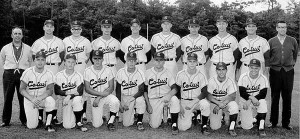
[137,122,145,131]
[282,125,293,130]
[172,126,179,135]
[52,118,62,125]
[82,117,88,124]
[192,116,197,126]
[267,123,277,128]
[45,125,55,132]
[37,120,44,129]
[76,122,88,132]
[167,118,172,126]
[236,121,242,128]
[107,123,116,131]
[201,126,210,135]
[229,130,237,137]
[0,123,10,127]
[259,129,266,137]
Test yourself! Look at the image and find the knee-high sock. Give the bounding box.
[39,109,44,120]
[137,114,143,123]
[171,113,178,126]
[74,111,83,124]
[45,111,53,126]
[229,114,237,130]
[257,113,266,130]
[108,112,117,124]
[82,101,87,114]
[202,116,208,126]
[52,109,57,119]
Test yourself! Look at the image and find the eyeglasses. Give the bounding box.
[71,28,82,31]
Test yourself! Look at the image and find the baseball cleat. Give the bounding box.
[167,118,172,126]
[137,122,145,131]
[229,130,237,137]
[171,126,179,135]
[107,123,116,131]
[52,118,62,125]
[267,123,277,128]
[82,117,88,124]
[0,123,10,127]
[258,129,266,137]
[45,125,55,132]
[201,126,210,135]
[76,122,88,132]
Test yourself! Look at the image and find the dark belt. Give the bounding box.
[181,98,194,101]
[213,63,230,66]
[46,63,56,65]
[165,58,174,61]
[183,62,203,66]
[136,62,144,65]
[106,64,115,67]
[76,62,82,64]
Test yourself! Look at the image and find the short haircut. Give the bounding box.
[276,20,287,27]
[11,27,23,34]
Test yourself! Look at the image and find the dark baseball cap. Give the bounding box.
[161,16,171,23]
[216,62,227,70]
[71,20,82,27]
[249,59,261,67]
[187,53,198,60]
[35,50,46,59]
[127,52,137,60]
[101,19,112,27]
[189,19,200,26]
[216,15,227,23]
[246,18,256,26]
[65,53,77,61]
[44,20,54,26]
[153,52,165,60]
[131,18,140,26]
[92,50,103,58]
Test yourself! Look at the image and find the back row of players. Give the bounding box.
[16,15,274,137]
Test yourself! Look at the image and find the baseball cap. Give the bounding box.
[249,59,261,67]
[187,53,198,60]
[216,15,227,23]
[246,18,256,26]
[161,16,171,23]
[65,53,77,61]
[101,19,112,28]
[44,20,54,26]
[92,50,103,58]
[71,20,82,28]
[216,62,227,70]
[35,50,46,59]
[126,52,137,60]
[189,19,200,26]
[153,52,165,60]
[131,18,140,26]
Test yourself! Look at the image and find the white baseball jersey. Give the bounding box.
[238,36,270,64]
[84,66,115,96]
[181,34,209,63]
[55,70,84,95]
[238,72,269,97]
[63,36,92,63]
[32,36,65,63]
[121,35,151,62]
[207,76,237,101]
[115,67,145,96]
[208,34,238,63]
[92,37,120,65]
[150,32,181,59]
[145,67,175,99]
[20,67,54,96]
[176,69,208,99]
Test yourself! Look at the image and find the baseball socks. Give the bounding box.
[51,109,61,125]
[82,101,87,123]
[201,116,210,135]
[136,114,145,131]
[74,110,87,132]
[107,112,116,131]
[257,113,266,136]
[45,110,55,132]
[37,109,44,128]
[171,113,179,135]
[228,114,238,136]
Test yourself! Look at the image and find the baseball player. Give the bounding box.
[238,59,269,137]
[54,54,87,132]
[237,18,270,76]
[120,18,151,73]
[19,50,56,132]
[31,19,65,124]
[150,16,181,77]
[63,20,92,123]
[144,52,180,135]
[84,50,120,130]
[181,18,209,77]
[176,53,210,135]
[208,15,239,80]
[207,62,239,136]
[115,52,146,130]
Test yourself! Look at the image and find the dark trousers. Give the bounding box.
[269,68,294,126]
[2,69,26,124]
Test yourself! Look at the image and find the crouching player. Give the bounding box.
[84,50,120,130]
[144,52,180,135]
[207,62,239,136]
[116,52,146,130]
[176,53,210,135]
[54,54,87,132]
[238,59,269,137]
[19,50,56,132]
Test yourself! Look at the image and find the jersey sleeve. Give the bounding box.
[167,71,176,86]
[120,38,126,52]
[47,71,54,84]
[150,35,156,46]
[200,74,208,89]
[31,40,39,55]
[115,40,121,51]
[85,40,92,54]
[20,69,29,83]
[144,39,151,53]
[115,70,122,83]
[208,39,213,50]
[207,79,214,94]
[227,78,237,95]
[202,37,209,52]
[262,38,270,53]
[58,38,65,53]
[91,39,97,50]
[231,37,239,50]
[175,73,182,86]
[107,68,115,81]
[175,35,181,48]
[137,70,145,85]
[83,69,90,82]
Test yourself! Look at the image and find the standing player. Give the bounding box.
[19,50,56,132]
[208,15,239,79]
[0,27,32,127]
[54,54,87,132]
[176,53,210,135]
[84,50,120,130]
[238,59,269,137]
[63,20,92,123]
[120,18,151,73]
[207,62,239,136]
[144,52,180,135]
[237,18,270,76]
[115,52,146,130]
[31,19,65,124]
[181,18,209,75]
[150,16,181,77]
